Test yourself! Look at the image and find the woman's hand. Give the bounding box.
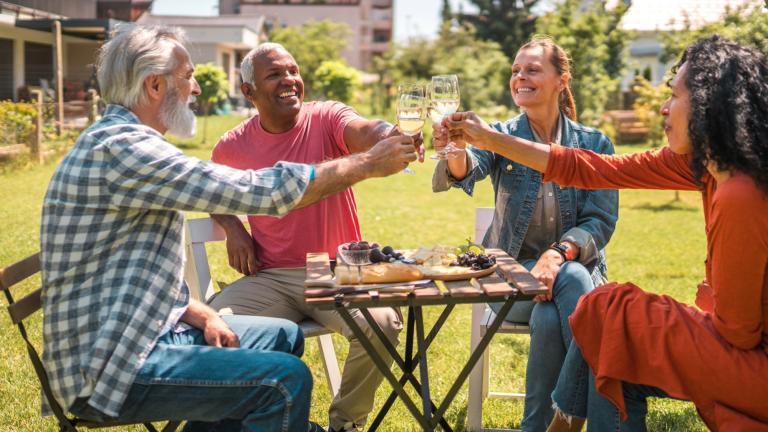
[531,249,565,302]
[695,281,714,313]
[444,111,497,151]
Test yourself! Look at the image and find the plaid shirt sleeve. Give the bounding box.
[103,124,311,217]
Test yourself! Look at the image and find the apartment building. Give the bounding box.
[217,0,393,70]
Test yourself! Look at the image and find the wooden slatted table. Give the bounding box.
[305,248,546,431]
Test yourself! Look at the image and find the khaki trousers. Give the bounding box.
[208,268,402,431]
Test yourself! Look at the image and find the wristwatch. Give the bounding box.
[549,242,576,261]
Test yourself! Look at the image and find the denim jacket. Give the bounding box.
[433,112,619,283]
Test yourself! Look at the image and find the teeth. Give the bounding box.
[517,87,534,93]
[279,91,296,98]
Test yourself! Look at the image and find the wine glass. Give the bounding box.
[396,84,427,173]
[429,74,463,160]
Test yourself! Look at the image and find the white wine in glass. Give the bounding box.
[396,84,427,173]
[429,75,462,160]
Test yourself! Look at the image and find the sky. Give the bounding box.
[150,0,478,42]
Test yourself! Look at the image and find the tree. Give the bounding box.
[313,60,361,104]
[270,20,351,98]
[659,3,768,62]
[456,0,541,61]
[193,63,229,143]
[535,0,632,125]
[374,23,510,115]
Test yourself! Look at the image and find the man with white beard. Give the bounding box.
[39,24,416,432]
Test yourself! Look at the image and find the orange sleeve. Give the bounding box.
[544,145,699,191]
[708,176,768,350]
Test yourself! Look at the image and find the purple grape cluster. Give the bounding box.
[341,241,376,251]
[450,252,496,270]
[369,245,415,264]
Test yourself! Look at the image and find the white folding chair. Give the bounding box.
[182,215,342,397]
[467,208,530,432]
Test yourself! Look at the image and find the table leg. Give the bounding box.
[430,295,516,428]
[334,303,432,430]
[367,306,454,431]
[414,307,432,425]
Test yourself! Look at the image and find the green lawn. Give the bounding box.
[0,115,706,431]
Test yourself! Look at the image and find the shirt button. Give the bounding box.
[506,164,513,172]
[548,192,553,197]
[549,217,555,222]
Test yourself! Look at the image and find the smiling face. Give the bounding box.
[661,62,693,155]
[242,48,304,122]
[509,45,567,112]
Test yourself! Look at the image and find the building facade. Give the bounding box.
[0,0,152,101]
[218,0,393,70]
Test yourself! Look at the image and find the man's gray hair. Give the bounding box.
[97,24,187,109]
[240,42,289,85]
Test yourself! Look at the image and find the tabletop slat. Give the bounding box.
[477,274,516,296]
[446,280,482,297]
[487,248,547,297]
[411,285,443,300]
[306,252,333,282]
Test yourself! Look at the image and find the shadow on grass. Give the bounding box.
[630,200,698,213]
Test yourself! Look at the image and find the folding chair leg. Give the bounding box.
[468,303,486,432]
[317,334,342,397]
[161,421,183,431]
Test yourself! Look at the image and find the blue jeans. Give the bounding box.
[552,338,670,431]
[490,260,596,432]
[70,315,313,432]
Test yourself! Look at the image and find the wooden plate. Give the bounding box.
[417,263,498,281]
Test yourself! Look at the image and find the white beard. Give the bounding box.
[160,86,196,138]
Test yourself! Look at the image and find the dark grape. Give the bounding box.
[371,243,380,250]
[381,246,394,255]
[370,249,387,263]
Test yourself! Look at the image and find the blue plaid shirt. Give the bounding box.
[40,105,311,416]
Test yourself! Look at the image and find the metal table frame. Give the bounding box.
[333,292,520,431]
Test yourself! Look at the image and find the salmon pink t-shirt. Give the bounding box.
[212,101,363,268]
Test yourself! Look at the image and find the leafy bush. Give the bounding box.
[193,63,229,143]
[536,0,633,127]
[0,101,37,146]
[194,63,229,115]
[632,76,671,148]
[270,20,351,98]
[313,60,361,104]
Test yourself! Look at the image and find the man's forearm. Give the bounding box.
[210,213,246,233]
[180,298,219,330]
[295,153,371,208]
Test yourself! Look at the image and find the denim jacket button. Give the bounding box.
[506,164,513,172]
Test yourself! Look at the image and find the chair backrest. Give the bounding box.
[0,253,76,428]
[475,208,494,244]
[183,215,248,301]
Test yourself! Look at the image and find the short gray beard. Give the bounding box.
[160,85,196,138]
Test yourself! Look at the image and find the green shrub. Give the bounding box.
[0,101,37,146]
[313,60,361,104]
[633,75,671,148]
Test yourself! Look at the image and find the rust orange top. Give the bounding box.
[545,145,768,429]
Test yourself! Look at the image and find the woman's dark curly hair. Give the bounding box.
[675,35,768,193]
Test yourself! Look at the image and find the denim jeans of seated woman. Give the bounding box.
[70,315,313,432]
[552,342,670,431]
[489,259,597,432]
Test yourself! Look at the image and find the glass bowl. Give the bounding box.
[337,243,372,265]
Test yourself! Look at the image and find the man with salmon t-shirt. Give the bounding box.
[208,43,423,432]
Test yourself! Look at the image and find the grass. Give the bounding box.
[0,115,706,431]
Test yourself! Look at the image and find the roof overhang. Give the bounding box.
[14,18,124,40]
